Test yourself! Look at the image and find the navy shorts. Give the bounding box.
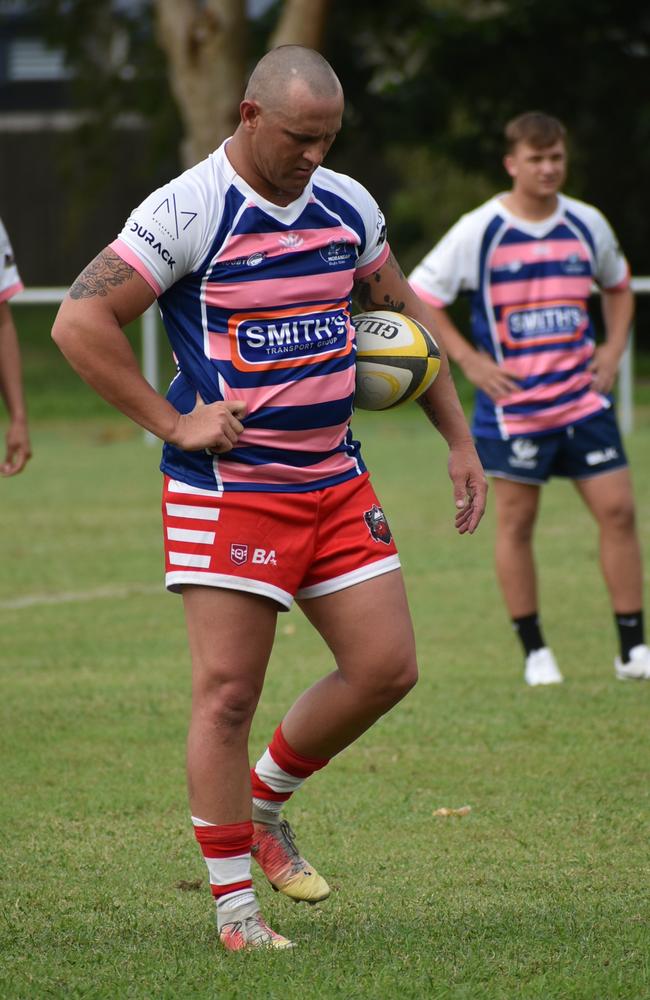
[475,409,628,485]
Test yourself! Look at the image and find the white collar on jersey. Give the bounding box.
[216,138,315,224]
[494,192,567,236]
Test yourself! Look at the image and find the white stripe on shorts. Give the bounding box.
[165,570,293,608]
[296,554,401,600]
[168,479,223,498]
[166,526,216,545]
[169,552,212,568]
[165,503,220,521]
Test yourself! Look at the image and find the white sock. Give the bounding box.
[252,796,283,818]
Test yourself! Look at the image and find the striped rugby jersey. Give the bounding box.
[409,194,630,439]
[0,216,24,304]
[112,141,389,492]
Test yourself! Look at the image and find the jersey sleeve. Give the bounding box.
[408,214,481,307]
[0,216,24,303]
[110,170,213,296]
[353,186,390,277]
[590,208,630,291]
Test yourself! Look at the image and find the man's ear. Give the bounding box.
[503,154,516,179]
[240,100,261,132]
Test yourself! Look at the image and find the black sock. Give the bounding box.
[614,610,644,662]
[512,614,545,656]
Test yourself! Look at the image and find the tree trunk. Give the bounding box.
[154,0,331,168]
[154,0,247,167]
[269,0,331,51]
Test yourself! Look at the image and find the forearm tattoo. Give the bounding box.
[70,249,135,299]
[416,393,440,428]
[353,252,406,313]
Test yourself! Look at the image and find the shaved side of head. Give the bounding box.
[245,45,342,109]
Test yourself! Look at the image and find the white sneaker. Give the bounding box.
[614,644,650,680]
[524,647,564,686]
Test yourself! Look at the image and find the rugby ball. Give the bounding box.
[352,311,441,410]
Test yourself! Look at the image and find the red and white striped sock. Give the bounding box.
[192,817,257,922]
[251,725,330,817]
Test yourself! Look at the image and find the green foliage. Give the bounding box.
[327,1,650,273]
[21,0,650,325]
[1,404,650,998]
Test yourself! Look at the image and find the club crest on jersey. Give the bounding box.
[363,504,392,545]
[319,240,358,267]
[562,252,589,275]
[230,543,248,565]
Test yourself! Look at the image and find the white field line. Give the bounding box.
[0,583,162,610]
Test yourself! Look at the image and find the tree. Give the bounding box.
[153,0,331,167]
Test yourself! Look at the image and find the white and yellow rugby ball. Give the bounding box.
[352,310,441,411]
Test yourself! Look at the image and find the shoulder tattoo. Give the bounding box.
[69,248,135,299]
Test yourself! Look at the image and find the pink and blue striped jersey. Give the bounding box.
[409,194,630,439]
[0,216,24,304]
[112,141,389,492]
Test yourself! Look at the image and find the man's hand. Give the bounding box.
[589,343,623,395]
[1,418,31,476]
[447,441,488,535]
[459,350,520,402]
[170,396,247,453]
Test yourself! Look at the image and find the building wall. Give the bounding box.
[0,125,178,286]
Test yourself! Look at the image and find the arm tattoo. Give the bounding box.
[416,393,440,428]
[353,251,406,313]
[69,249,135,299]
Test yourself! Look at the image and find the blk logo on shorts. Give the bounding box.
[230,543,248,565]
[586,447,618,466]
[509,438,539,470]
[363,505,392,545]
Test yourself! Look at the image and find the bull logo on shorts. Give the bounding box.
[230,543,249,565]
[363,505,392,545]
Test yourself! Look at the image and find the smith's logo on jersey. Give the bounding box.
[128,222,176,270]
[227,303,352,371]
[502,301,587,348]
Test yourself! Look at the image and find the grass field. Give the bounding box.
[1,309,649,998]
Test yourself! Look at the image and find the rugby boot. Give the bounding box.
[251,807,330,904]
[218,900,294,951]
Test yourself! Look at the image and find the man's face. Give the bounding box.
[504,139,567,199]
[241,80,343,201]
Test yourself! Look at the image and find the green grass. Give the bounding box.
[1,307,649,997]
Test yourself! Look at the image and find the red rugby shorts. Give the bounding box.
[162,472,400,608]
